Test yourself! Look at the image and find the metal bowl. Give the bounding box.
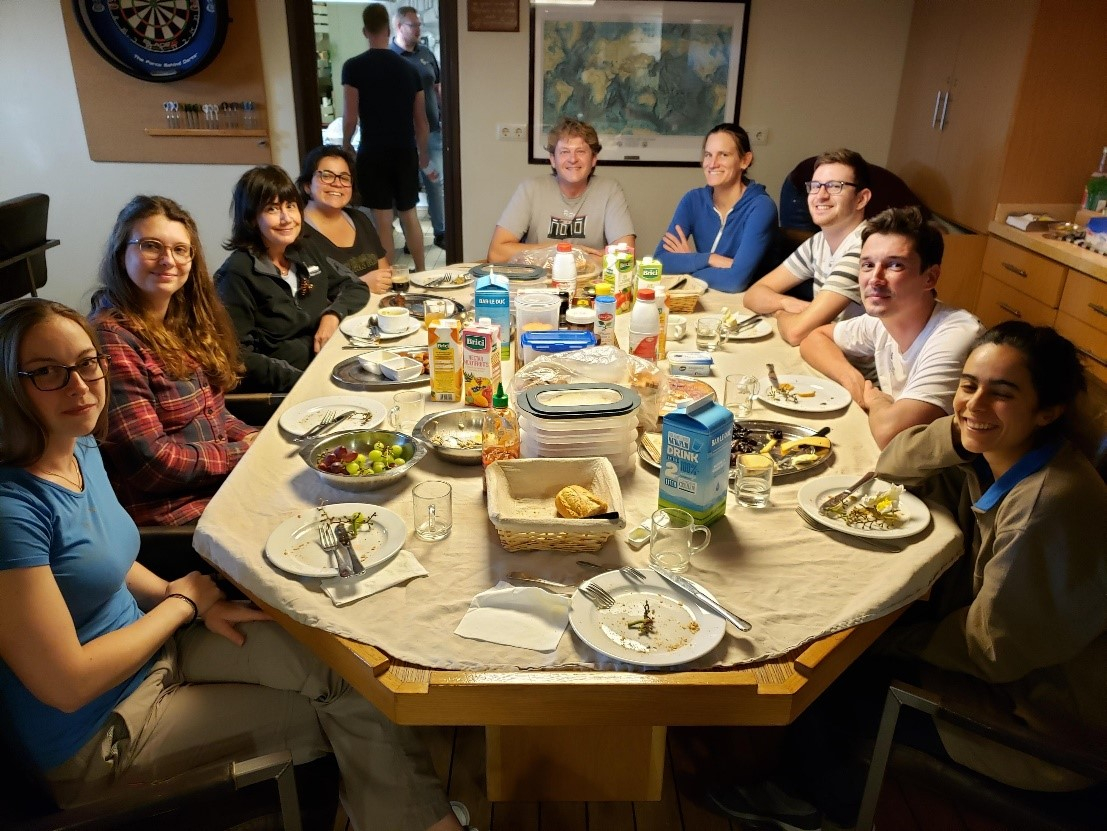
[300,429,427,490]
[413,408,484,465]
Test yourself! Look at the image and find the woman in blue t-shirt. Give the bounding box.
[0,299,464,830]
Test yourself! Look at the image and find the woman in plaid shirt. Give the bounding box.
[90,196,258,526]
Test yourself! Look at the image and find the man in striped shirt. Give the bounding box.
[745,148,872,344]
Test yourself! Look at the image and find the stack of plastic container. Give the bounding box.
[515,383,640,475]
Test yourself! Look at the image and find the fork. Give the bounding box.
[576,561,645,582]
[318,521,351,578]
[580,582,616,609]
[794,506,902,553]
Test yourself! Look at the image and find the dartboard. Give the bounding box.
[73,0,229,83]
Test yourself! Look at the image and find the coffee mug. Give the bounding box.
[649,507,711,573]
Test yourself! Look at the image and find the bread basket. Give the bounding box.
[486,457,625,552]
[663,275,708,313]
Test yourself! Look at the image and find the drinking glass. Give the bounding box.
[733,453,773,508]
[423,297,449,328]
[724,374,760,418]
[649,507,711,573]
[413,480,452,541]
[387,389,424,431]
[391,265,411,293]
[695,316,723,351]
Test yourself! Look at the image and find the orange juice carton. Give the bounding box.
[462,319,501,408]
[602,242,636,313]
[429,319,463,402]
[473,273,511,362]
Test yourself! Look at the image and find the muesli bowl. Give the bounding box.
[413,408,484,465]
[300,429,426,491]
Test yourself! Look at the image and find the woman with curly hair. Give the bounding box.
[89,195,258,526]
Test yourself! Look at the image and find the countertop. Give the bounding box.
[989,203,1107,283]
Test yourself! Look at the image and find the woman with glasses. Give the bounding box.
[297,144,393,294]
[653,123,778,292]
[215,165,370,393]
[89,195,257,527]
[0,297,466,831]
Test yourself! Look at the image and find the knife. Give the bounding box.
[334,523,365,575]
[649,565,752,632]
[733,314,765,333]
[766,363,781,391]
[668,276,688,291]
[819,471,877,514]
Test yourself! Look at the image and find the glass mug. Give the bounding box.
[423,297,449,328]
[733,453,774,509]
[724,374,760,418]
[649,507,711,573]
[413,479,452,541]
[391,264,411,293]
[387,389,424,431]
[695,316,724,351]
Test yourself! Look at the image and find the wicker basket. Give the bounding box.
[663,275,708,313]
[486,458,625,552]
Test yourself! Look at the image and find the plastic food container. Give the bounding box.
[519,329,596,365]
[668,351,715,376]
[379,356,424,381]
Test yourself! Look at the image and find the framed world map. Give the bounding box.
[529,0,750,166]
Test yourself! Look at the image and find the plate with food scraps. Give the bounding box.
[797,475,931,540]
[409,271,474,290]
[639,420,833,479]
[332,348,430,389]
[469,263,546,281]
[569,569,726,667]
[339,315,423,341]
[756,374,851,413]
[724,315,773,340]
[378,293,467,319]
[278,396,386,438]
[265,503,406,578]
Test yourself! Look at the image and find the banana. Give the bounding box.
[779,436,832,454]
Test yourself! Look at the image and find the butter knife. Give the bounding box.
[649,565,751,632]
[766,363,781,391]
[733,314,765,333]
[819,471,877,514]
[334,523,365,575]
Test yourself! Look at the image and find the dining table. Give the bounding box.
[194,265,965,802]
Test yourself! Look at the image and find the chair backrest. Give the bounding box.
[0,193,52,303]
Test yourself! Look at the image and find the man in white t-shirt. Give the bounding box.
[745,148,872,345]
[800,207,983,448]
[487,117,635,261]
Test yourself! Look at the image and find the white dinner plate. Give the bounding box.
[797,475,931,540]
[265,503,407,578]
[569,570,727,667]
[726,316,773,340]
[339,316,422,341]
[410,271,474,289]
[756,374,851,413]
[278,396,385,438]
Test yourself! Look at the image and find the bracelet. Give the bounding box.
[166,593,198,625]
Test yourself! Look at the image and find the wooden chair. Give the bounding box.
[0,193,59,303]
[857,681,1107,831]
[225,392,287,428]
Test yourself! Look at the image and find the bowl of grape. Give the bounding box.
[301,429,427,491]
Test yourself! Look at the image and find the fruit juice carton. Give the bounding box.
[462,320,501,408]
[473,273,511,362]
[602,243,636,313]
[658,395,734,526]
[429,319,463,402]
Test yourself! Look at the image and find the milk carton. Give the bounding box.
[462,320,501,408]
[428,319,463,402]
[473,273,511,362]
[658,396,733,526]
[602,243,636,313]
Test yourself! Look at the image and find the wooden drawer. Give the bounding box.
[1058,269,1107,336]
[975,274,1057,330]
[1055,311,1107,386]
[982,236,1066,307]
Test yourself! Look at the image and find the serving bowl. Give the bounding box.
[380,356,423,381]
[412,408,484,465]
[356,349,399,375]
[300,429,426,490]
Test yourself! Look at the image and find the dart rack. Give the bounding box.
[59,0,271,164]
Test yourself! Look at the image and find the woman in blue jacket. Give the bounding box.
[654,124,778,292]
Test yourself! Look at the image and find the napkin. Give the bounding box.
[454,581,571,651]
[322,550,428,607]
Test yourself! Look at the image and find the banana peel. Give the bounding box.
[779,435,832,454]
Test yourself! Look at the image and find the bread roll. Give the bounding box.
[555,485,608,518]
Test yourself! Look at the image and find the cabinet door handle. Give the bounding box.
[1076,347,1107,369]
[938,91,950,130]
[931,91,943,128]
[1088,302,1107,319]
[1002,262,1028,278]
[998,302,1023,318]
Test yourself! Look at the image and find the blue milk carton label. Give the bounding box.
[658,396,734,525]
[474,274,511,361]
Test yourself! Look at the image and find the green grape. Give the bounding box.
[367,449,383,462]
[372,461,385,473]
[389,444,404,458]
[344,461,360,475]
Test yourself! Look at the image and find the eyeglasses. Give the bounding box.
[128,238,194,263]
[804,181,858,195]
[18,354,110,392]
[315,170,352,187]
[399,20,420,28]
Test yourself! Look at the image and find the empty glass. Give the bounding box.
[649,507,711,573]
[387,389,424,431]
[733,453,773,508]
[695,316,723,351]
[413,480,452,541]
[725,374,760,418]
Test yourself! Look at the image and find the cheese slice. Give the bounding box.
[779,436,832,454]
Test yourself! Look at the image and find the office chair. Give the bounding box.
[0,193,59,303]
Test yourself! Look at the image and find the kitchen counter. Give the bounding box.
[989,203,1107,282]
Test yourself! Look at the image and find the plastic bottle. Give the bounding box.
[1083,146,1107,213]
[482,383,520,468]
[637,260,668,359]
[593,282,617,347]
[628,286,660,363]
[551,242,577,299]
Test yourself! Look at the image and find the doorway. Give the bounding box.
[284,0,461,265]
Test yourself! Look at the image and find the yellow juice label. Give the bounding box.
[462,323,501,408]
[429,320,463,402]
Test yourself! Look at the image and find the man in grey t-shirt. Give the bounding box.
[488,117,635,261]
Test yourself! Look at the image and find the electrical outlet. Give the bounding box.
[747,126,769,146]
[495,123,526,142]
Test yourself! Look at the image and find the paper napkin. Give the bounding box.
[322,550,428,607]
[454,581,571,651]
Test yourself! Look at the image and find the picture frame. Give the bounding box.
[528,0,750,166]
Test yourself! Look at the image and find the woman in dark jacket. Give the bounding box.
[215,165,369,392]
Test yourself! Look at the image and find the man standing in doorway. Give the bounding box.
[391,6,445,250]
[342,2,435,272]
